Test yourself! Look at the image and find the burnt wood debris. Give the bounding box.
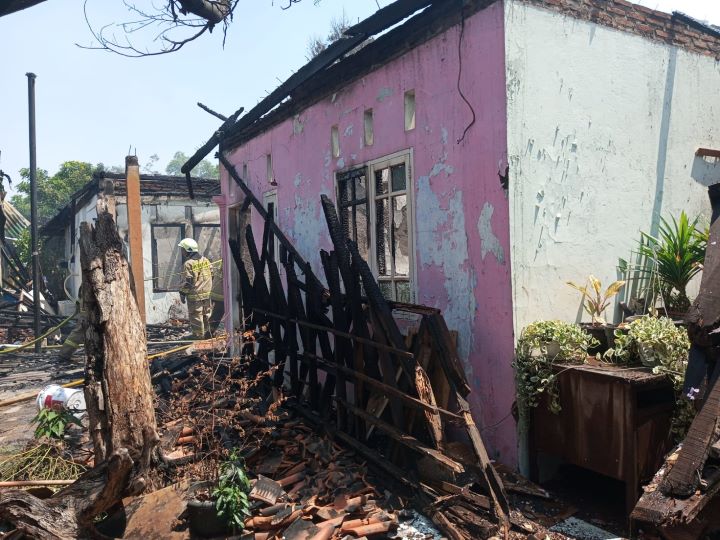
[222,155,514,537]
[632,184,720,533]
[0,197,160,539]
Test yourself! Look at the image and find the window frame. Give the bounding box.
[150,223,186,293]
[334,149,416,302]
[192,223,222,261]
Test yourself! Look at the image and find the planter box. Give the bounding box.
[529,363,675,517]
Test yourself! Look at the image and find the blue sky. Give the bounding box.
[0,0,718,193]
[0,0,381,189]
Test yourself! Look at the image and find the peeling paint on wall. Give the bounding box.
[292,115,304,135]
[416,174,476,378]
[376,87,393,102]
[344,125,353,137]
[293,173,302,187]
[478,202,506,264]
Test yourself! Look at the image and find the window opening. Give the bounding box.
[151,224,185,292]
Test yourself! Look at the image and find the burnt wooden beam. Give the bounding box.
[252,307,413,358]
[455,391,510,533]
[335,397,464,474]
[228,238,255,314]
[661,376,720,497]
[219,154,325,291]
[321,249,353,431]
[319,195,381,390]
[343,0,434,36]
[180,104,243,198]
[425,313,471,396]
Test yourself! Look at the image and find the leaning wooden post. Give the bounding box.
[125,155,146,325]
[80,195,158,482]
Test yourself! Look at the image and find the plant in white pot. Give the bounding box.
[567,275,626,352]
[606,315,694,440]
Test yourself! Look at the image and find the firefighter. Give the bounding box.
[58,285,85,361]
[178,238,213,339]
[209,258,224,333]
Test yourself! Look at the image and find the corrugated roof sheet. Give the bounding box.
[2,200,29,242]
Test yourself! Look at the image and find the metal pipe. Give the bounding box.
[26,72,41,352]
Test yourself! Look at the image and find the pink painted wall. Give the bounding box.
[219,2,517,465]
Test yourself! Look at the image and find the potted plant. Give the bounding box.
[187,449,252,538]
[567,275,626,353]
[513,320,597,416]
[638,212,707,315]
[606,315,694,440]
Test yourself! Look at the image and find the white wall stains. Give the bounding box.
[344,125,354,137]
[289,194,324,269]
[376,87,393,102]
[292,115,304,135]
[416,171,476,378]
[293,173,302,187]
[478,202,506,264]
[505,0,720,337]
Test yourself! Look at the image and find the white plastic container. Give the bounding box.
[36,384,86,418]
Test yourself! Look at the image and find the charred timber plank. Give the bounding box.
[282,257,301,394]
[455,392,510,531]
[425,314,471,396]
[347,239,415,387]
[219,155,324,291]
[228,238,255,313]
[245,225,271,328]
[321,250,351,431]
[661,377,720,497]
[337,397,464,474]
[267,258,289,388]
[414,325,444,448]
[343,0,434,36]
[252,308,413,358]
[303,264,324,410]
[262,348,464,421]
[285,257,312,398]
[320,194,380,390]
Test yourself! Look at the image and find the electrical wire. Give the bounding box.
[456,12,476,145]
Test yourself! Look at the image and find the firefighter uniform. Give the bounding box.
[179,239,213,339]
[210,259,225,332]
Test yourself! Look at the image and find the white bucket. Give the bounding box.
[36,384,86,418]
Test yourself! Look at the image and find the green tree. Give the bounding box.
[165,151,219,179]
[11,161,95,223]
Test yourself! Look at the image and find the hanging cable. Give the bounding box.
[456,11,476,145]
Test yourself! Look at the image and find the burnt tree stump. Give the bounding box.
[0,198,159,539]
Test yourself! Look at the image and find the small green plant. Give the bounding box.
[606,315,693,440]
[567,275,626,326]
[513,321,597,414]
[213,449,252,531]
[639,212,707,312]
[31,408,81,440]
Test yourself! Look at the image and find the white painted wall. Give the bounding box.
[505,1,720,335]
[63,196,220,325]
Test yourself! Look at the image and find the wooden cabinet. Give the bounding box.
[529,364,676,516]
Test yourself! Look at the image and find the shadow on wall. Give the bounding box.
[691,155,720,187]
[650,47,677,238]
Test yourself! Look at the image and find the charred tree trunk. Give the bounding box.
[0,198,159,538]
[80,197,159,481]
